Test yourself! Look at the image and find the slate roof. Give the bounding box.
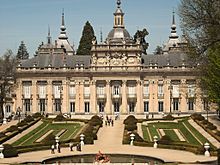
[19,52,193,69]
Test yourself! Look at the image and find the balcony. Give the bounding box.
[84,93,90,99]
[112,94,121,100]
[127,93,137,101]
[143,94,150,99]
[158,94,164,99]
[97,93,107,101]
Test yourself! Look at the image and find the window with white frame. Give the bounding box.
[188,98,194,111]
[113,85,120,95]
[38,85,46,99]
[158,101,164,112]
[24,99,31,112]
[55,99,61,112]
[129,102,135,113]
[144,101,149,112]
[188,84,195,97]
[97,86,104,95]
[5,105,11,113]
[158,85,163,96]
[143,84,149,96]
[39,99,46,112]
[69,86,76,98]
[84,86,90,97]
[173,98,179,111]
[128,86,135,95]
[84,102,90,113]
[70,102,75,113]
[23,85,31,99]
[203,99,209,111]
[53,85,61,99]
[172,85,179,98]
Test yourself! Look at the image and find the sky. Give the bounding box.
[0,0,181,57]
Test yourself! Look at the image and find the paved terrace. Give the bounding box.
[0,118,217,165]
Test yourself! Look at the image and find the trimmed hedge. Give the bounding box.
[124,115,138,125]
[6,125,19,132]
[162,114,175,120]
[54,114,66,121]
[158,135,173,144]
[3,144,18,158]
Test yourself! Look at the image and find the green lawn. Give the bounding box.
[142,119,213,148]
[12,121,82,146]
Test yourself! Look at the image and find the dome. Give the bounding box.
[107,28,131,40]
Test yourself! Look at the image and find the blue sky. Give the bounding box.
[0,0,181,56]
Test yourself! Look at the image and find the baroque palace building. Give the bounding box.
[8,0,211,117]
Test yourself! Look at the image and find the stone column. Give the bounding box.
[180,79,187,113]
[136,80,143,114]
[121,80,127,114]
[75,81,80,114]
[164,80,170,113]
[62,80,68,114]
[47,80,53,114]
[105,80,111,115]
[32,80,37,114]
[16,80,23,112]
[79,81,84,114]
[90,80,96,114]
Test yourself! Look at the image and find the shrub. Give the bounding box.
[125,124,137,132]
[84,136,94,144]
[3,144,18,158]
[54,114,66,121]
[163,114,175,120]
[206,123,217,130]
[42,133,55,145]
[89,115,102,126]
[133,132,144,142]
[17,121,28,127]
[0,132,6,138]
[201,120,208,125]
[6,125,19,132]
[32,112,43,118]
[158,135,173,144]
[215,130,220,137]
[124,115,138,125]
[191,113,205,121]
[218,148,220,165]
[24,115,34,122]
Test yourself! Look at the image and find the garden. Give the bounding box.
[123,114,219,156]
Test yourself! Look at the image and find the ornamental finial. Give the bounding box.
[117,0,121,8]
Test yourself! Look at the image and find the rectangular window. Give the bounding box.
[69,86,76,98]
[129,102,135,113]
[114,102,120,112]
[158,101,164,112]
[143,85,149,97]
[55,99,61,112]
[188,84,195,97]
[98,102,104,113]
[203,99,209,111]
[6,105,11,113]
[128,86,135,95]
[23,85,31,99]
[70,102,75,113]
[172,85,179,98]
[173,98,179,111]
[113,86,120,95]
[38,85,46,99]
[53,85,61,99]
[97,86,104,95]
[39,99,46,112]
[84,102,90,113]
[144,101,149,112]
[84,86,90,98]
[158,85,163,95]
[24,99,31,112]
[188,99,194,111]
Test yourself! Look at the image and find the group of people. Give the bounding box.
[105,115,114,126]
[51,142,82,154]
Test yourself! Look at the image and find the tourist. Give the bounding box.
[58,144,61,153]
[105,120,108,126]
[51,144,55,154]
[69,142,73,151]
[111,119,114,126]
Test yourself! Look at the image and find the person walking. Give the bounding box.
[51,144,55,154]
[58,144,61,153]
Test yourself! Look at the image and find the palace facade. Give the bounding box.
[6,1,211,117]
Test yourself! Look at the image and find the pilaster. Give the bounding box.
[106,80,111,115]
[32,80,37,114]
[136,80,142,114]
[47,80,53,114]
[121,80,127,114]
[90,80,96,114]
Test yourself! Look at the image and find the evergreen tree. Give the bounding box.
[77,21,95,55]
[134,28,149,55]
[16,41,29,60]
[154,46,163,55]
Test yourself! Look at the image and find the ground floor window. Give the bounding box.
[70,102,75,113]
[114,102,120,112]
[173,98,179,111]
[85,102,90,113]
[24,99,31,112]
[98,102,105,113]
[39,99,46,112]
[144,101,149,112]
[129,102,135,113]
[55,99,61,112]
[203,99,209,111]
[5,105,11,113]
[158,101,164,112]
[188,98,194,111]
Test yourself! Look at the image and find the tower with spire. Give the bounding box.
[56,9,74,55]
